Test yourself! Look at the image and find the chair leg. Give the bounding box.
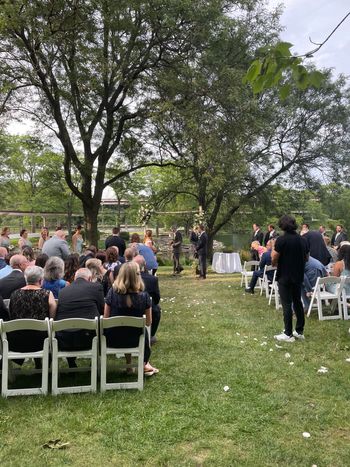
[1,344,9,398]
[42,340,49,395]
[100,342,107,393]
[91,341,97,393]
[51,340,59,396]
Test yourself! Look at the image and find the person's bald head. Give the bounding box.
[10,254,28,271]
[74,268,92,281]
[55,230,66,240]
[133,255,146,271]
[0,247,8,258]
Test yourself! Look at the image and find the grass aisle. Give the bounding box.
[0,267,350,466]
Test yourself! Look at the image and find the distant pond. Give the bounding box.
[214,232,249,251]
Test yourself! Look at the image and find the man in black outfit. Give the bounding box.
[331,224,347,250]
[105,227,126,257]
[272,215,309,342]
[0,254,28,299]
[134,255,161,343]
[250,223,264,261]
[196,224,208,279]
[56,268,105,367]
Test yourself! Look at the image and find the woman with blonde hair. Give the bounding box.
[86,257,106,283]
[104,261,159,376]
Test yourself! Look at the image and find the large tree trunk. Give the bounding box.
[83,203,100,246]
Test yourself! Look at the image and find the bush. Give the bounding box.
[119,231,130,242]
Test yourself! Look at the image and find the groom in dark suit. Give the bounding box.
[251,223,264,261]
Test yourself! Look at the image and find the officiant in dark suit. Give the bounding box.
[251,223,264,261]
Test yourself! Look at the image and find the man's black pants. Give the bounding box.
[198,253,207,278]
[278,281,305,336]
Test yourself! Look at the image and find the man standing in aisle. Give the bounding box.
[196,224,208,280]
[171,226,183,275]
[105,227,126,257]
[272,215,309,342]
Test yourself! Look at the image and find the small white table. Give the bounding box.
[212,252,242,273]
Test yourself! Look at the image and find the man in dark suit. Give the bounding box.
[263,224,278,246]
[56,268,105,367]
[250,223,264,261]
[245,240,274,293]
[134,255,161,343]
[302,230,331,266]
[331,224,348,250]
[0,254,28,299]
[105,227,126,256]
[196,224,208,279]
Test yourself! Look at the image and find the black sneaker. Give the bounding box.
[245,288,254,294]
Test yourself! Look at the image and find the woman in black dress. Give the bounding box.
[104,262,159,375]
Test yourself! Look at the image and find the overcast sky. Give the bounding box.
[268,0,350,78]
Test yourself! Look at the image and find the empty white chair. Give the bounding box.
[99,315,145,392]
[240,261,259,288]
[259,265,277,297]
[51,317,99,395]
[341,277,350,320]
[268,270,281,310]
[307,276,345,320]
[0,318,50,397]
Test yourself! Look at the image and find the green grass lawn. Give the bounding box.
[1,267,350,466]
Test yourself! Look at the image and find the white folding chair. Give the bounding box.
[259,265,277,297]
[0,318,50,397]
[307,276,345,320]
[99,315,145,392]
[268,270,281,310]
[240,261,259,288]
[51,317,99,395]
[341,277,350,320]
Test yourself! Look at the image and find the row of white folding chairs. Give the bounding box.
[0,315,146,397]
[307,275,350,321]
[240,262,280,309]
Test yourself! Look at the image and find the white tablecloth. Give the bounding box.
[212,252,242,273]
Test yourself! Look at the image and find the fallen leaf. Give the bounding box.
[302,432,311,439]
[260,341,267,346]
[289,362,294,366]
[223,385,230,392]
[42,439,70,450]
[285,352,291,359]
[275,344,283,349]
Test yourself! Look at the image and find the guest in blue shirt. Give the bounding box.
[302,255,328,309]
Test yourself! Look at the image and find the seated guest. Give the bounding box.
[124,247,136,262]
[8,266,56,367]
[0,254,28,298]
[0,246,9,271]
[42,256,68,299]
[302,256,328,310]
[330,244,350,294]
[0,294,9,320]
[86,258,106,283]
[245,240,274,294]
[78,245,97,267]
[302,230,331,266]
[0,226,11,249]
[42,230,70,260]
[251,241,266,260]
[0,251,14,280]
[63,253,79,283]
[105,246,121,271]
[18,228,32,249]
[55,268,105,367]
[35,253,49,268]
[96,250,107,264]
[129,233,158,273]
[22,246,36,267]
[134,255,161,343]
[323,236,338,263]
[104,262,159,376]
